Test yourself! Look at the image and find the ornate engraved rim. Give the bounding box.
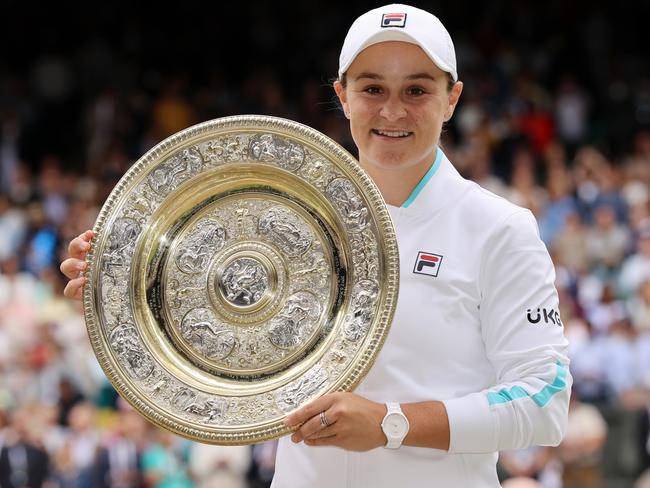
[83,115,399,444]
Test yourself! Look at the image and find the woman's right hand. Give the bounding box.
[60,230,94,300]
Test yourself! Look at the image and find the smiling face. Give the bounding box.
[335,41,462,181]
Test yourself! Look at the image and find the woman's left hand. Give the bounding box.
[283,392,387,451]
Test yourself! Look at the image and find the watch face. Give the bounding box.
[384,412,408,438]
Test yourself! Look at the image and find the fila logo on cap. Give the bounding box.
[381,12,407,28]
[413,251,443,277]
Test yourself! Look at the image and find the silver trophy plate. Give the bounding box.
[84,115,399,444]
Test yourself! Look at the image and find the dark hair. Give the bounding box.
[337,72,456,92]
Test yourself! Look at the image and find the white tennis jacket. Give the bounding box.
[272,149,572,487]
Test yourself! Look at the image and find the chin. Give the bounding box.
[370,153,416,171]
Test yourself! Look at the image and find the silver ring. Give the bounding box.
[319,411,329,428]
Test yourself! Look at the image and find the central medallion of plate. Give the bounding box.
[219,257,268,307]
[164,197,333,378]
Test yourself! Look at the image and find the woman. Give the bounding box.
[61,4,571,486]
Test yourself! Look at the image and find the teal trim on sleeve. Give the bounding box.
[486,386,529,405]
[401,148,442,208]
[487,362,568,408]
[531,362,568,407]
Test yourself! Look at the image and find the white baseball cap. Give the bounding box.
[338,4,458,82]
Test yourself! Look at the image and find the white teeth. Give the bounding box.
[375,129,410,137]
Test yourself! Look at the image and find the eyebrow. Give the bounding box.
[406,73,437,81]
[353,72,437,82]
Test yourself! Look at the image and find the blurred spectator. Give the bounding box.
[619,227,650,298]
[559,393,608,488]
[602,319,639,409]
[516,99,554,156]
[92,408,147,488]
[502,477,544,488]
[538,166,576,246]
[552,211,589,274]
[56,378,84,427]
[22,202,60,276]
[554,77,590,153]
[566,319,609,404]
[638,469,650,488]
[85,89,120,171]
[53,402,101,488]
[499,446,562,488]
[251,440,278,487]
[585,285,627,336]
[141,430,194,488]
[505,146,546,215]
[7,165,35,207]
[0,406,51,488]
[0,113,21,194]
[0,193,27,263]
[573,146,627,225]
[457,134,508,196]
[37,156,68,227]
[37,404,67,469]
[629,281,650,333]
[639,409,650,482]
[151,77,196,141]
[585,204,630,277]
[189,443,250,488]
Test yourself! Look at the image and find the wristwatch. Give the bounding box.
[381,402,410,449]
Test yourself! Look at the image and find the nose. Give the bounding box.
[379,95,407,121]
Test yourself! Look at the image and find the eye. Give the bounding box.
[362,85,382,95]
[406,86,427,96]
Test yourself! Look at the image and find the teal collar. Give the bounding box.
[401,148,443,208]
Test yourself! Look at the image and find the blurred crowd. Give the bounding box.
[2,2,650,487]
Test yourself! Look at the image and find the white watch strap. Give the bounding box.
[386,402,400,414]
[383,402,408,449]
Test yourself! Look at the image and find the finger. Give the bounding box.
[292,415,327,442]
[304,434,337,447]
[78,229,95,242]
[292,406,338,442]
[67,231,94,260]
[63,276,86,301]
[284,393,339,427]
[60,258,87,280]
[303,423,338,441]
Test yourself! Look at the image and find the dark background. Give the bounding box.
[3,0,650,169]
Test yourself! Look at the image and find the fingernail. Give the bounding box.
[77,262,87,271]
[291,434,300,443]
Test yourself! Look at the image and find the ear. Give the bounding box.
[444,81,464,121]
[334,81,350,119]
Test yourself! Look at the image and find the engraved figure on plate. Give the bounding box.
[109,324,155,379]
[180,308,236,360]
[202,135,248,165]
[275,366,329,412]
[186,398,229,423]
[175,220,226,274]
[343,280,380,342]
[148,147,203,195]
[268,291,321,349]
[220,258,268,306]
[258,207,313,257]
[103,218,141,277]
[249,134,305,171]
[325,178,368,230]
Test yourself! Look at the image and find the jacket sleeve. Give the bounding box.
[442,209,572,453]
